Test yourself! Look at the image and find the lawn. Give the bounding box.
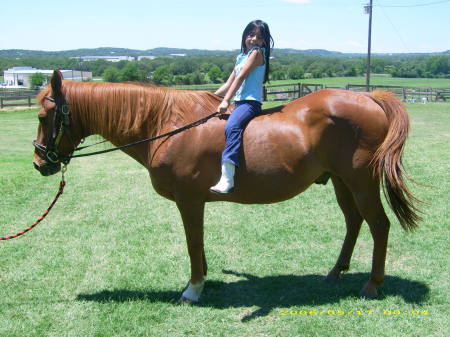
[175,75,450,91]
[269,75,450,88]
[0,101,448,337]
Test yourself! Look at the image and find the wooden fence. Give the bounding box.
[0,96,36,108]
[263,83,326,101]
[1,83,449,108]
[263,83,450,102]
[345,84,450,102]
[0,88,40,108]
[186,83,450,103]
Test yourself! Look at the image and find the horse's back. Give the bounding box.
[226,89,390,201]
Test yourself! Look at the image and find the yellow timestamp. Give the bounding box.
[278,309,430,316]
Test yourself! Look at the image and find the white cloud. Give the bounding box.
[282,0,311,4]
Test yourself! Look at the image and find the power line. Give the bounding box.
[375,0,450,8]
[375,0,411,53]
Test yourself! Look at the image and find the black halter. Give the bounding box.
[32,96,73,165]
[33,95,222,163]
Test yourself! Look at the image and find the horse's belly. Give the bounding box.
[229,132,322,204]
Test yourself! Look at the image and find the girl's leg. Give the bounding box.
[222,101,261,167]
[210,101,261,194]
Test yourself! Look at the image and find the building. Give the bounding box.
[75,56,135,62]
[2,67,93,88]
[137,55,156,61]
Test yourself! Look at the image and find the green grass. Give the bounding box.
[0,102,449,336]
[269,75,450,88]
[175,75,450,91]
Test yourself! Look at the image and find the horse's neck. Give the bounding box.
[74,88,169,146]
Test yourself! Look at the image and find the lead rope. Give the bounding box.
[0,165,67,241]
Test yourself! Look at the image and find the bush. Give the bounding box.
[102,67,121,82]
[29,72,46,88]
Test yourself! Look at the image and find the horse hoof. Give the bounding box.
[359,288,378,299]
[325,274,342,285]
[325,269,343,284]
[209,186,234,194]
[178,296,198,305]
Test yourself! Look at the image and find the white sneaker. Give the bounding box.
[210,162,235,194]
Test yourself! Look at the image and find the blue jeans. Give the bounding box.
[222,100,262,167]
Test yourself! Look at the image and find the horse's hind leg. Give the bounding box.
[346,172,391,299]
[326,176,363,282]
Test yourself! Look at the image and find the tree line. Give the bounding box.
[1,52,448,86]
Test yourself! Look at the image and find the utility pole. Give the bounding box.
[365,0,373,92]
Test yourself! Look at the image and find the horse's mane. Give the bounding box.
[37,81,221,138]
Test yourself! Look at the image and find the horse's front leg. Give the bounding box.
[175,196,207,303]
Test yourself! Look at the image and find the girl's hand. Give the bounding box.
[217,100,229,113]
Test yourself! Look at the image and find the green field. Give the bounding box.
[0,102,449,336]
[175,75,450,90]
[270,75,450,88]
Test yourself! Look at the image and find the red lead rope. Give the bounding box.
[0,179,66,241]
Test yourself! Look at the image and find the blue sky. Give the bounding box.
[1,0,449,53]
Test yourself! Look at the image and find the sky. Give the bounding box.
[1,0,449,53]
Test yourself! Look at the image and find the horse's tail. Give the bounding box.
[368,90,421,231]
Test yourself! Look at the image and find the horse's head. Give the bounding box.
[33,70,81,176]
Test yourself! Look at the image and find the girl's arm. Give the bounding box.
[215,71,235,97]
[217,49,264,113]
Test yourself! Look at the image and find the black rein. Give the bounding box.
[68,110,221,160]
[34,95,221,163]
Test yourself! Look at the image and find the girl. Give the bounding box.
[210,19,274,194]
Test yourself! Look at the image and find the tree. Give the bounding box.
[152,65,173,85]
[426,55,449,76]
[120,62,140,81]
[189,72,205,85]
[287,65,305,80]
[270,70,285,80]
[207,66,222,83]
[29,72,46,88]
[102,66,121,82]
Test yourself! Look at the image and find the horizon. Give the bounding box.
[2,46,449,55]
[2,0,450,54]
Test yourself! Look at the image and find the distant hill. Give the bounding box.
[0,47,449,58]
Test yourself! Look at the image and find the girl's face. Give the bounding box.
[245,28,265,51]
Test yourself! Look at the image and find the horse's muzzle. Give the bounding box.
[33,161,61,176]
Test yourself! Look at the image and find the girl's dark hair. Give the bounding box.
[240,20,274,83]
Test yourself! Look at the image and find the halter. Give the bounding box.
[32,96,74,165]
[33,95,222,164]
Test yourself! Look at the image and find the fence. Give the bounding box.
[1,83,449,109]
[345,84,450,102]
[263,83,450,103]
[263,83,326,101]
[0,88,40,108]
[183,83,450,103]
[0,96,35,109]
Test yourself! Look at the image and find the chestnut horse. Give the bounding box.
[33,70,420,303]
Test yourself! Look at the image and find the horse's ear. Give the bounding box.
[51,69,63,97]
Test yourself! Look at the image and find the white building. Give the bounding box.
[3,67,93,88]
[137,55,156,61]
[75,56,135,62]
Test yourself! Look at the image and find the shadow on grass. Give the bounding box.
[76,270,429,322]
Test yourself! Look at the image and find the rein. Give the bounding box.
[33,95,221,163]
[17,95,219,241]
[67,110,221,160]
[0,167,66,241]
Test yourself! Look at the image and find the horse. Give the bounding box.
[33,70,420,303]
